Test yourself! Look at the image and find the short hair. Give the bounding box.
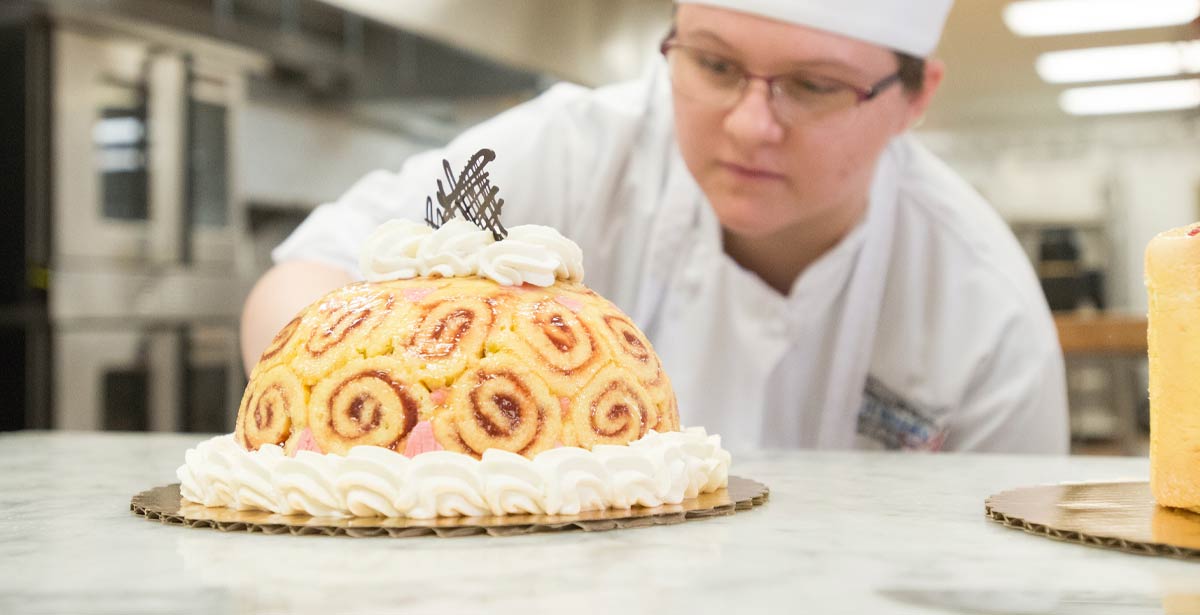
[894,52,927,94]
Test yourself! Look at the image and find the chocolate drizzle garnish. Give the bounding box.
[424,148,509,241]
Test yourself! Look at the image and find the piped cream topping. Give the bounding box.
[359,219,584,287]
[177,428,731,519]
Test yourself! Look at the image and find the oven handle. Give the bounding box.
[179,53,195,266]
[146,324,185,432]
[175,323,190,430]
[144,50,186,268]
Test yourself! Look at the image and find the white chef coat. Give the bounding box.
[273,61,1069,454]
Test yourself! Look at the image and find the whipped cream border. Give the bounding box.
[359,219,584,287]
[178,428,731,519]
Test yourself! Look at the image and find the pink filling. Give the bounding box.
[1189,228,1200,237]
[922,430,949,452]
[289,428,322,457]
[430,387,449,405]
[403,421,444,458]
[402,287,435,302]
[554,295,584,313]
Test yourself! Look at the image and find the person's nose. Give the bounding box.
[722,79,786,146]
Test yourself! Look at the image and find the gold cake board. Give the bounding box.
[986,481,1200,560]
[131,476,769,538]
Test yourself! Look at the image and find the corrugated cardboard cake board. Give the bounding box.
[985,481,1200,560]
[131,476,769,538]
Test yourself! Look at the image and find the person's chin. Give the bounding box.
[708,194,788,238]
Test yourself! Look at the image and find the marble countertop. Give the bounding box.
[2,431,1197,615]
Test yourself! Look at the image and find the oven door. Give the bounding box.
[52,26,242,269]
[54,322,243,433]
[187,58,244,265]
[183,323,245,433]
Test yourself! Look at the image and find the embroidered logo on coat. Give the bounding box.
[856,376,948,451]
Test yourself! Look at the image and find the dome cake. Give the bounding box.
[177,149,728,519]
[236,257,680,459]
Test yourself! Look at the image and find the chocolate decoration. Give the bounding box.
[424,148,509,241]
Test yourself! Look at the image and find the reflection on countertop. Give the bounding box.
[4,431,1200,615]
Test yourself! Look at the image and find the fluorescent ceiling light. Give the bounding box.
[1037,41,1200,83]
[1059,79,1200,115]
[1004,0,1199,37]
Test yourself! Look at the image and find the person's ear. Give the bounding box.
[904,58,945,131]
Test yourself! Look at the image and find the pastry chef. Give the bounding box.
[244,0,1069,454]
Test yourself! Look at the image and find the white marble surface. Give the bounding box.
[2,431,1198,615]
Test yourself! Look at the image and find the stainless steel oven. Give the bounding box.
[48,20,262,432]
[54,323,242,432]
[6,2,541,432]
[52,25,246,268]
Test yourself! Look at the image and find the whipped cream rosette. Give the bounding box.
[178,427,731,519]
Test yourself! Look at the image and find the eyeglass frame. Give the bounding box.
[658,33,903,109]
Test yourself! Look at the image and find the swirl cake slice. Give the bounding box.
[234,277,680,459]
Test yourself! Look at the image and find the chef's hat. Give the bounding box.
[674,0,954,57]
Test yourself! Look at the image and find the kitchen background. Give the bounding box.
[1,0,1197,455]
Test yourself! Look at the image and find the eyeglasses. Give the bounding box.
[660,37,902,125]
